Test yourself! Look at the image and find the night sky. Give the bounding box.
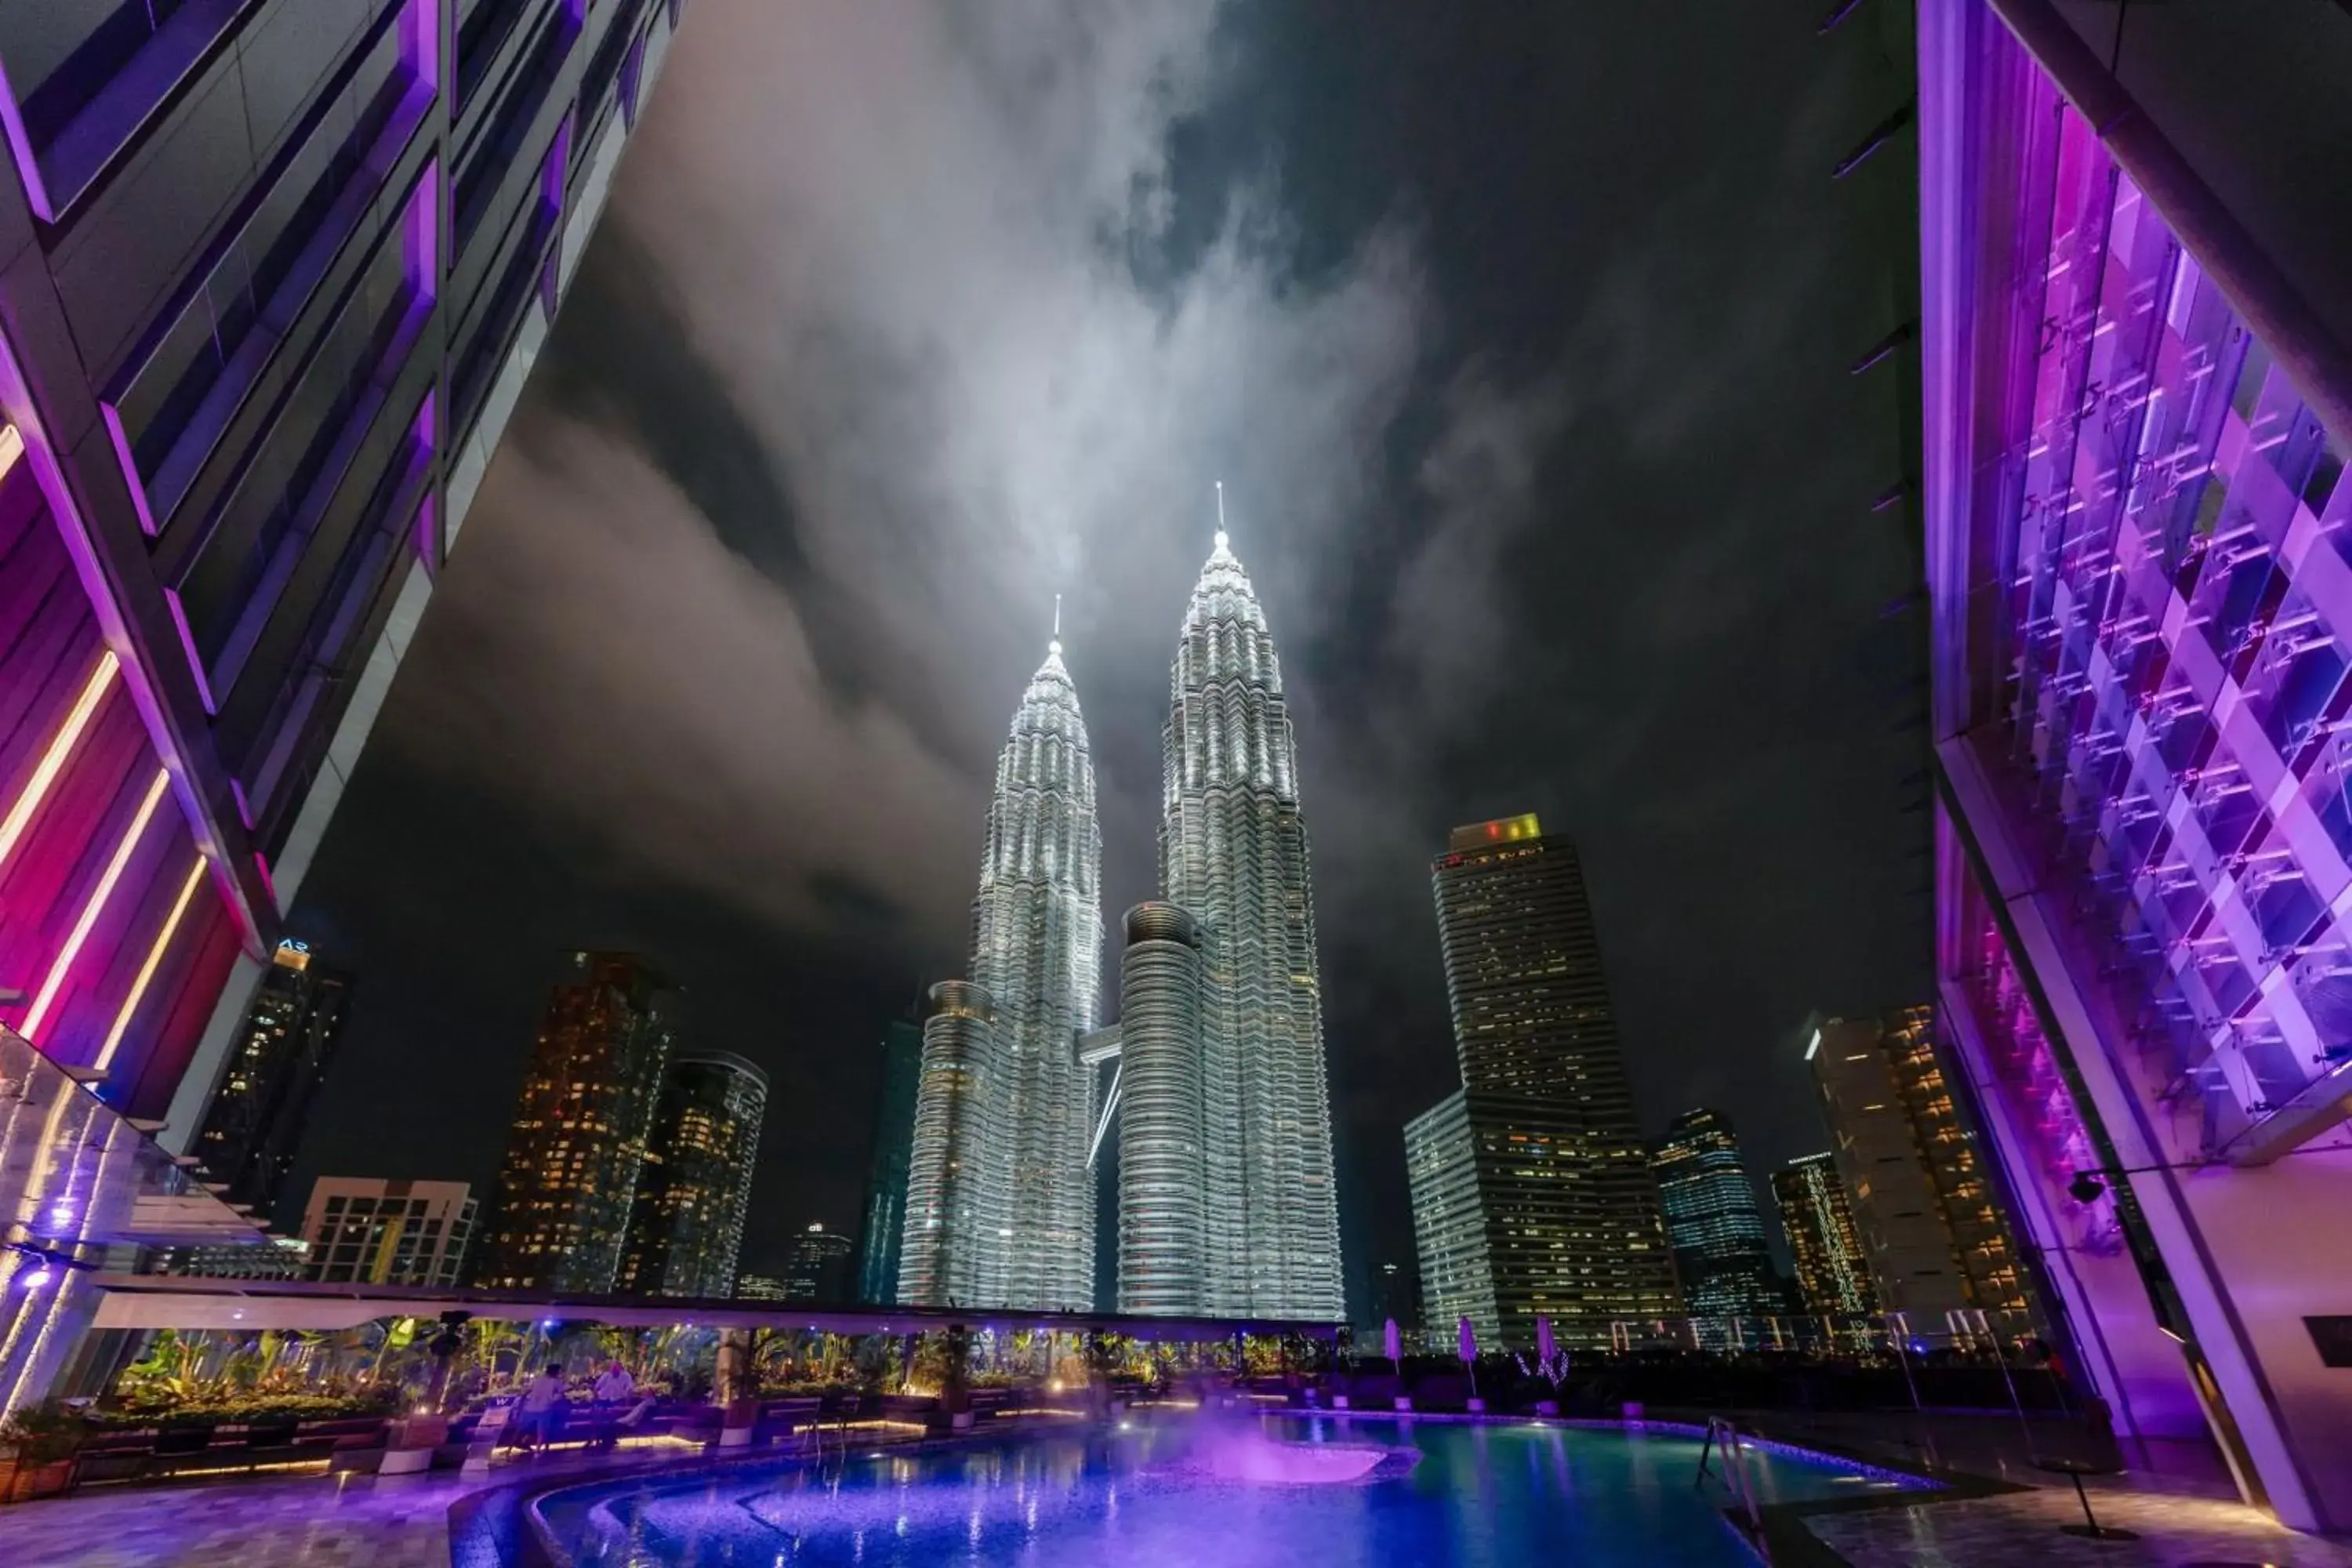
[282,0,1931,1306]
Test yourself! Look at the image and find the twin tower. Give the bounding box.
[896,524,1345,1319]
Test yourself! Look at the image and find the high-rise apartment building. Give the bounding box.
[1922,0,2352,1526]
[783,1221,855,1304]
[0,4,691,1142]
[474,953,677,1292]
[897,635,1102,1310]
[1149,524,1343,1318]
[1650,1109,1781,1317]
[1405,816,1680,1348]
[187,940,349,1215]
[299,1178,475,1286]
[855,1017,922,1305]
[618,1049,766,1298]
[1807,1008,2030,1324]
[1773,1153,1876,1318]
[736,1273,789,1301]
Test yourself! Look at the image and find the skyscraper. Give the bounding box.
[783,1221,856,1304]
[187,939,349,1215]
[0,4,692,1139]
[299,1178,477,1287]
[1922,0,2352,1525]
[1405,816,1680,1348]
[967,636,1102,1309]
[474,953,677,1293]
[898,637,1102,1309]
[619,1049,768,1299]
[898,979,1000,1308]
[1773,1153,1876,1319]
[1153,520,1343,1317]
[1650,1109,1781,1317]
[1806,1009,2030,1324]
[855,1017,923,1305]
[1115,902,1208,1316]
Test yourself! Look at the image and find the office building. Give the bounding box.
[1773,1153,1876,1318]
[298,1178,474,1286]
[187,939,350,1215]
[855,1016,922,1305]
[1150,521,1343,1317]
[1807,1009,2031,1323]
[1114,902,1208,1315]
[474,953,677,1292]
[783,1221,855,1304]
[0,3,693,1140]
[1923,0,2352,1524]
[619,1049,767,1298]
[1650,1109,1781,1317]
[148,1237,311,1281]
[897,979,1001,1308]
[898,633,1103,1310]
[1404,816,1680,1348]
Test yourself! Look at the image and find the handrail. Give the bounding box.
[1695,1416,1769,1558]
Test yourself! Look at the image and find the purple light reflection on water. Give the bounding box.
[535,1416,1908,1567]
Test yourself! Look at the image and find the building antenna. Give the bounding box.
[1214,479,1229,550]
[1052,593,1062,641]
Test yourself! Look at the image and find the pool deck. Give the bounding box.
[2,1410,2347,1566]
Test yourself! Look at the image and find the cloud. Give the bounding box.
[397,0,1459,949]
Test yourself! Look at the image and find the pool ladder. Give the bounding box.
[1695,1416,1769,1556]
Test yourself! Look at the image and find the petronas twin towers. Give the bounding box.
[897,515,1344,1319]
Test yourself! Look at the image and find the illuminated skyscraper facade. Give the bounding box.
[0,2,692,1142]
[1155,527,1343,1318]
[1115,902,1207,1315]
[1405,816,1680,1348]
[1921,0,2352,1524]
[188,939,350,1215]
[300,1177,476,1287]
[474,953,676,1293]
[1650,1108,1780,1317]
[1773,1153,1876,1318]
[619,1048,767,1298]
[782,1221,855,1303]
[897,639,1103,1310]
[1807,1008,2030,1323]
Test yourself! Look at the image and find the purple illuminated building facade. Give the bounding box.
[0,4,688,1135]
[1922,0,2352,1530]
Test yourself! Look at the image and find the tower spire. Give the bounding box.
[1214,480,1229,552]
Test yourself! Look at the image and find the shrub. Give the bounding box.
[1,1403,87,1465]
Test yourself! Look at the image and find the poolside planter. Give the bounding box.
[2,1459,73,1503]
[720,1400,757,1447]
[383,1415,448,1475]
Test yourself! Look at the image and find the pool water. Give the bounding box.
[535,1416,1922,1566]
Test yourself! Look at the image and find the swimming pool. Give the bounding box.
[530,1414,1929,1566]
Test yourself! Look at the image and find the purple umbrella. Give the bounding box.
[1536,1316,1557,1365]
[1383,1318,1403,1372]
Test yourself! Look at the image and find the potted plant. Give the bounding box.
[2,1402,85,1503]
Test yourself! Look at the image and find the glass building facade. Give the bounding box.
[1922,0,2352,1527]
[1114,901,1208,1316]
[1404,816,1681,1348]
[1650,1108,1781,1317]
[0,2,689,1148]
[855,1016,921,1305]
[782,1221,855,1304]
[618,1047,766,1298]
[1155,528,1344,1319]
[474,951,676,1292]
[187,938,350,1215]
[1773,1152,1877,1319]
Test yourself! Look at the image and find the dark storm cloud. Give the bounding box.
[299,0,1933,1282]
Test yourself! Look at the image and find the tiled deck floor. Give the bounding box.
[0,1469,468,1568]
[1804,1483,2352,1566]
